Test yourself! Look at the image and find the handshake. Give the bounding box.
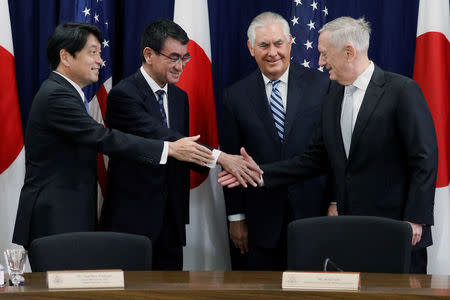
[168,135,261,188]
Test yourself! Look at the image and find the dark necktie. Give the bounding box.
[156,89,168,128]
[83,95,90,114]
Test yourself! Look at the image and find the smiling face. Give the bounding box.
[64,34,103,88]
[248,22,291,80]
[145,37,188,87]
[318,30,354,85]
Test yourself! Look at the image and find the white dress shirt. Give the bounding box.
[342,61,375,130]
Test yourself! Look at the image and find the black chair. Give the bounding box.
[287,216,412,273]
[29,232,152,271]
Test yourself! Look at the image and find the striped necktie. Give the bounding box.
[156,89,168,128]
[269,79,285,140]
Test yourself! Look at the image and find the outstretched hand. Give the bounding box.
[168,135,214,166]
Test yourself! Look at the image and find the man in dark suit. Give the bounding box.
[219,16,438,274]
[12,23,215,250]
[100,19,261,270]
[221,12,331,270]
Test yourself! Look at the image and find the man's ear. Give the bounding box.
[344,44,356,62]
[247,40,255,57]
[143,47,153,63]
[59,49,71,67]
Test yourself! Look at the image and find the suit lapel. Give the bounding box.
[349,65,385,159]
[247,71,280,143]
[134,71,166,123]
[328,85,348,161]
[50,72,86,110]
[284,65,306,141]
[167,85,183,132]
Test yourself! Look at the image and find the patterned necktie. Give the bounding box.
[156,89,168,128]
[341,85,357,158]
[269,80,285,140]
[83,95,90,114]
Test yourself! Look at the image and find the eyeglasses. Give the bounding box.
[155,50,191,64]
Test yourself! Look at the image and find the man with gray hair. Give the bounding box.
[219,16,438,273]
[221,11,332,270]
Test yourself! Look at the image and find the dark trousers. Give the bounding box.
[151,206,183,270]
[230,202,294,271]
[410,248,427,274]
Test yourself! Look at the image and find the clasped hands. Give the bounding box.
[168,136,262,187]
[218,147,262,188]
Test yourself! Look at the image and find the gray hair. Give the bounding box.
[319,16,371,53]
[247,12,290,48]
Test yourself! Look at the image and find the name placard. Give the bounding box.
[282,271,360,291]
[47,270,124,289]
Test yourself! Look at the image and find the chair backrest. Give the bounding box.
[29,232,152,272]
[287,216,412,273]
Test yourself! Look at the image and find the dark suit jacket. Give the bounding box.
[13,72,163,248]
[100,70,200,246]
[262,65,438,248]
[221,63,332,248]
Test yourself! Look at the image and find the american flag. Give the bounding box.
[289,0,329,71]
[59,0,112,206]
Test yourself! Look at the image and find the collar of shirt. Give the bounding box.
[343,61,375,129]
[53,71,85,103]
[350,61,374,92]
[140,66,168,95]
[261,65,290,110]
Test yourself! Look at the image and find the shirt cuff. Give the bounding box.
[329,202,337,205]
[228,214,246,222]
[206,149,221,168]
[259,175,265,187]
[160,141,169,164]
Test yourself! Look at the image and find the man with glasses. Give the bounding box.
[100,19,260,270]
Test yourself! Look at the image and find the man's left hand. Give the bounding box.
[406,222,423,246]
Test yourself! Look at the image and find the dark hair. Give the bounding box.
[140,19,189,62]
[47,22,103,70]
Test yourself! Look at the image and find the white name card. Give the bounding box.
[282,271,360,291]
[47,269,124,289]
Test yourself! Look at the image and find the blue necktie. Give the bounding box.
[269,80,285,140]
[83,95,90,114]
[156,90,168,128]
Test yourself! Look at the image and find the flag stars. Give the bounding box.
[294,0,302,5]
[82,7,90,17]
[304,40,313,49]
[101,60,106,68]
[292,36,296,44]
[102,39,109,48]
[307,20,315,30]
[105,21,109,28]
[318,66,324,72]
[301,59,310,68]
[94,13,99,22]
[291,16,299,26]
[310,0,318,10]
[323,6,329,16]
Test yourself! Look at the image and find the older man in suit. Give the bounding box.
[13,23,215,250]
[220,16,438,274]
[100,19,261,270]
[221,12,332,270]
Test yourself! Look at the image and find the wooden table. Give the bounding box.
[0,271,449,299]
